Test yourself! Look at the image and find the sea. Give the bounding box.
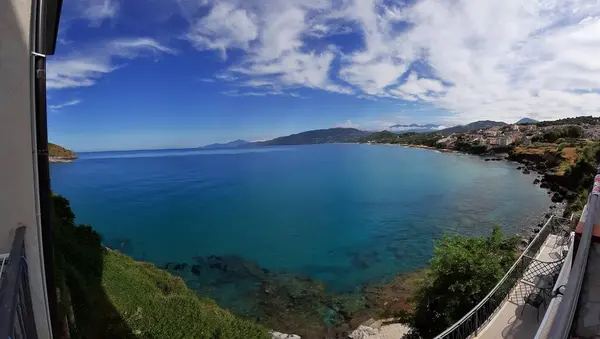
[50,144,550,317]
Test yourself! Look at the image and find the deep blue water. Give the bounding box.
[50,144,550,304]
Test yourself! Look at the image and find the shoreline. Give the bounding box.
[49,156,76,163]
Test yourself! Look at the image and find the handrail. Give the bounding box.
[0,226,38,338]
[548,171,600,339]
[433,214,565,339]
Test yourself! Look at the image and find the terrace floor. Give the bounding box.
[474,234,568,339]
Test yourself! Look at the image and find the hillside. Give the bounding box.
[202,139,249,149]
[257,128,369,145]
[49,143,77,159]
[536,116,600,127]
[52,194,269,339]
[516,118,538,124]
[360,131,443,147]
[438,120,507,135]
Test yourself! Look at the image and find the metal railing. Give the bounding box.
[548,171,600,339]
[0,226,38,339]
[433,216,571,339]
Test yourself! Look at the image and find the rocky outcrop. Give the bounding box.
[349,325,379,339]
[270,331,301,339]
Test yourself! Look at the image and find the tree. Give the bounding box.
[565,126,584,138]
[403,227,518,338]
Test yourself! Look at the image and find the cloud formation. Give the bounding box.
[49,99,83,111]
[47,38,175,89]
[80,0,119,25]
[184,0,600,122]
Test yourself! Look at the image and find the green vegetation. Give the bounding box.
[562,142,600,215]
[401,227,518,338]
[49,143,77,159]
[536,116,600,127]
[52,195,269,339]
[259,127,369,145]
[360,131,443,147]
[532,126,584,143]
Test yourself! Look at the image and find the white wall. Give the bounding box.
[0,0,53,337]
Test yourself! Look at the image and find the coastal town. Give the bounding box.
[436,121,600,149]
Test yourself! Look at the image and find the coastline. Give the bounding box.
[49,156,76,163]
[59,143,564,338]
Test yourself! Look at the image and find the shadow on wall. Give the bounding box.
[51,195,135,338]
[0,0,36,253]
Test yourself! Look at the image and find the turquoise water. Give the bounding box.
[50,144,549,307]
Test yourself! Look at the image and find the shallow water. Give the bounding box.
[50,144,550,314]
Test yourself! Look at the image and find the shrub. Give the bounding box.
[402,227,518,338]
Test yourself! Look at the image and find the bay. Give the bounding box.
[50,144,550,317]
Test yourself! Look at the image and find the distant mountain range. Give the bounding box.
[201,118,543,149]
[256,128,369,146]
[202,139,250,149]
[516,118,538,124]
[438,120,507,135]
[389,123,445,134]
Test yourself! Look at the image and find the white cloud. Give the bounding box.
[81,0,119,25]
[335,120,360,128]
[49,99,83,111]
[47,38,175,89]
[221,89,301,97]
[186,0,351,94]
[186,2,258,58]
[184,0,600,122]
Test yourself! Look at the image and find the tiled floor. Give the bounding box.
[575,243,600,338]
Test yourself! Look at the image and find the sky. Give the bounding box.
[47,0,600,151]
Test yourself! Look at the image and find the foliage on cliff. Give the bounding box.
[49,143,77,159]
[401,227,518,339]
[532,126,584,143]
[360,131,443,147]
[51,195,269,339]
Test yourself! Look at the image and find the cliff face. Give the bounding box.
[49,143,77,162]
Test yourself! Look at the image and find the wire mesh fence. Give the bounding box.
[433,216,572,339]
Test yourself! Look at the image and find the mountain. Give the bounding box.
[202,139,250,149]
[438,120,507,135]
[256,128,369,146]
[389,123,445,134]
[516,118,538,124]
[389,123,443,129]
[49,143,77,160]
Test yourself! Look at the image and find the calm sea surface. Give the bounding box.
[50,144,550,309]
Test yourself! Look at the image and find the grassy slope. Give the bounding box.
[49,142,77,159]
[102,251,269,339]
[52,195,269,339]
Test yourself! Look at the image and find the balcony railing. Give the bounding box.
[433,215,572,339]
[0,226,38,338]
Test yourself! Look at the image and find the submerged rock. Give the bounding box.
[191,264,202,276]
[551,193,564,202]
[174,263,187,271]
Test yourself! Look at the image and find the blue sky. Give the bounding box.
[47,0,600,151]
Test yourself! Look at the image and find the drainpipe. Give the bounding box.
[31,0,63,337]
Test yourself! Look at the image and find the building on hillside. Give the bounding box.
[498,136,513,147]
[522,136,532,146]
